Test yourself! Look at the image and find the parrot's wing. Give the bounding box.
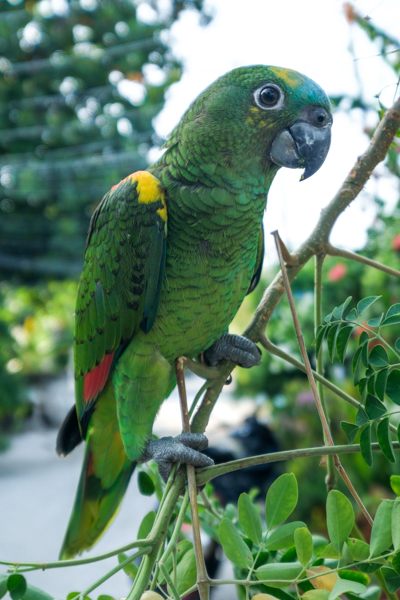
[74,171,167,430]
[247,223,264,295]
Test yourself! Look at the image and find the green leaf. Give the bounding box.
[367,374,376,395]
[370,499,393,557]
[176,548,197,595]
[392,498,400,552]
[238,493,262,544]
[336,326,354,364]
[361,340,369,368]
[319,543,340,559]
[357,563,382,574]
[341,422,360,444]
[255,562,303,588]
[97,596,115,600]
[265,521,307,551]
[333,297,352,320]
[265,473,298,530]
[224,503,236,520]
[386,370,400,405]
[294,527,313,566]
[392,551,400,574]
[137,471,155,496]
[375,368,388,401]
[367,314,383,328]
[328,578,366,600]
[302,591,330,600]
[355,406,369,427]
[391,475,400,495]
[360,424,373,467]
[66,593,81,600]
[365,395,386,420]
[326,490,355,553]
[387,304,400,318]
[327,323,340,362]
[381,567,400,593]
[137,510,156,540]
[358,378,368,403]
[324,311,333,323]
[353,349,364,386]
[368,344,389,368]
[314,325,327,359]
[382,315,400,327]
[158,540,193,584]
[396,338,400,353]
[7,575,27,600]
[21,585,53,600]
[346,538,370,562]
[357,296,381,316]
[357,586,383,600]
[339,571,370,585]
[377,417,395,462]
[0,577,6,600]
[219,518,253,569]
[118,553,138,580]
[346,308,359,321]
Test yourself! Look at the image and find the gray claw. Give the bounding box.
[138,433,214,482]
[204,333,262,368]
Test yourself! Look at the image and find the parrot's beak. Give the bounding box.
[269,106,332,181]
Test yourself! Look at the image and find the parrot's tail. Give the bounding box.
[59,381,136,560]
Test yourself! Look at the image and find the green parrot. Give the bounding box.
[57,65,332,559]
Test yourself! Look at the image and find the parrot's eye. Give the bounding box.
[254,84,284,110]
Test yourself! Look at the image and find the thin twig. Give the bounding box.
[273,231,373,527]
[196,442,400,486]
[0,539,154,572]
[314,253,336,491]
[175,357,210,600]
[79,547,152,599]
[326,243,400,279]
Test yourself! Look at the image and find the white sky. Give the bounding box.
[150,0,400,264]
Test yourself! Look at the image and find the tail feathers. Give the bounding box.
[59,445,136,559]
[56,405,82,457]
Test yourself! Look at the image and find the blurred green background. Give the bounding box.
[0,0,400,531]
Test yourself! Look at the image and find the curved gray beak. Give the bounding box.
[270,106,332,181]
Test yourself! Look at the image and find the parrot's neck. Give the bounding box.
[149,147,278,246]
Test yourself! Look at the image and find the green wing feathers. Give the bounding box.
[74,171,167,423]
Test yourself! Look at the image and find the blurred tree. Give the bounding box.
[0,0,210,278]
[0,0,210,432]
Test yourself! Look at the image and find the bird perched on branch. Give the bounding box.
[56,65,332,559]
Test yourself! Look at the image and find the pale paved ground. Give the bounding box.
[0,371,252,599]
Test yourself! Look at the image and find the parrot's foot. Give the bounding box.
[139,433,214,482]
[204,333,262,368]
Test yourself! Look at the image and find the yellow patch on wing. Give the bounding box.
[268,67,305,87]
[131,170,167,222]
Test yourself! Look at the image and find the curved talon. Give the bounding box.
[204,333,262,368]
[138,433,214,482]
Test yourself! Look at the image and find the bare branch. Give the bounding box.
[326,242,400,279]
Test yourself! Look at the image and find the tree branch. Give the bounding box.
[326,242,400,279]
[196,442,400,486]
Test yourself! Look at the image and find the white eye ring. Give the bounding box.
[254,84,285,110]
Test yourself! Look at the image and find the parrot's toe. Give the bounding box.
[139,434,214,482]
[204,333,262,369]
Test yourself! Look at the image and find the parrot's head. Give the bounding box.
[166,65,332,184]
